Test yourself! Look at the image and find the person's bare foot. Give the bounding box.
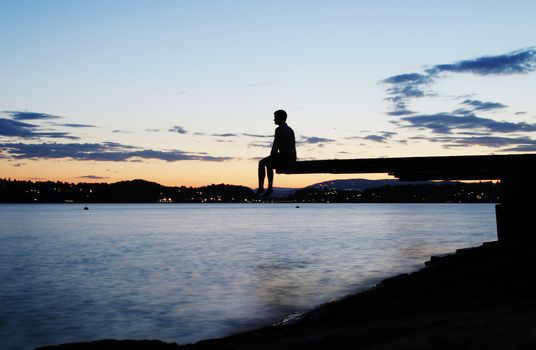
[256,188,265,195]
[262,188,274,197]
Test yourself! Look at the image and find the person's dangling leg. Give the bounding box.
[257,157,268,194]
[264,165,274,196]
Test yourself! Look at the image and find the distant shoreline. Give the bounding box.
[1,178,500,203]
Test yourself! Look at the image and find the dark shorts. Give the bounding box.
[260,154,295,169]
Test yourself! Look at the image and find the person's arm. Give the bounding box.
[270,127,280,156]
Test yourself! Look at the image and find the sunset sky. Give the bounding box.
[1,0,535,188]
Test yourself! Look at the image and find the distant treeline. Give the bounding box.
[0,179,256,203]
[0,179,500,203]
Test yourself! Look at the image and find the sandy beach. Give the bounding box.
[38,239,536,349]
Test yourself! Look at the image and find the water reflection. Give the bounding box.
[0,203,496,349]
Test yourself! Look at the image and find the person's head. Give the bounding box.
[274,110,287,125]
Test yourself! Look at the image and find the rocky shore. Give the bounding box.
[38,240,536,350]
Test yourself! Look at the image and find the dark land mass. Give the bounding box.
[0,179,256,203]
[1,178,500,203]
[309,178,421,190]
[38,240,536,350]
[289,181,499,203]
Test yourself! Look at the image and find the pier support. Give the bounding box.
[495,176,535,242]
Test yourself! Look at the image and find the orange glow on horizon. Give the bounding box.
[1,158,393,189]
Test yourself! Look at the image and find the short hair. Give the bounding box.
[274,109,287,121]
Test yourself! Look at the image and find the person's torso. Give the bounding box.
[275,124,296,159]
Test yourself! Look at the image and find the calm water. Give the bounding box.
[0,203,496,350]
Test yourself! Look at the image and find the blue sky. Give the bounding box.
[1,0,535,186]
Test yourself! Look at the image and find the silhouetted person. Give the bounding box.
[258,110,296,196]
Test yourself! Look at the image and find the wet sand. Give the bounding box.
[38,240,536,350]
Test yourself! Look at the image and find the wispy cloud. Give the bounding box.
[5,111,61,121]
[241,133,272,138]
[169,125,188,134]
[212,133,238,137]
[427,48,536,76]
[0,118,79,139]
[299,136,335,144]
[401,113,536,134]
[60,123,97,128]
[427,135,536,151]
[1,110,98,140]
[503,145,536,152]
[383,73,433,85]
[460,99,507,111]
[345,131,397,143]
[248,141,272,148]
[209,132,272,138]
[76,175,110,179]
[382,47,536,116]
[0,142,232,162]
[382,73,433,115]
[363,135,388,143]
[453,99,509,115]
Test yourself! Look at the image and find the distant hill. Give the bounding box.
[308,178,431,191]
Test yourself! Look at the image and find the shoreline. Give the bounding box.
[38,239,536,349]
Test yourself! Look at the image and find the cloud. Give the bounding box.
[145,128,161,132]
[364,135,389,142]
[0,118,37,137]
[386,109,415,116]
[300,136,335,144]
[61,123,97,128]
[346,131,397,143]
[400,113,536,134]
[0,142,232,162]
[6,111,61,121]
[381,47,536,116]
[112,129,132,134]
[214,132,275,139]
[0,118,79,139]
[242,133,272,138]
[203,132,272,138]
[428,135,536,150]
[428,48,536,76]
[383,73,433,85]
[248,141,272,148]
[169,125,188,134]
[1,110,94,139]
[461,99,507,111]
[212,133,238,137]
[77,175,110,179]
[173,130,272,139]
[382,73,433,115]
[503,145,536,152]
